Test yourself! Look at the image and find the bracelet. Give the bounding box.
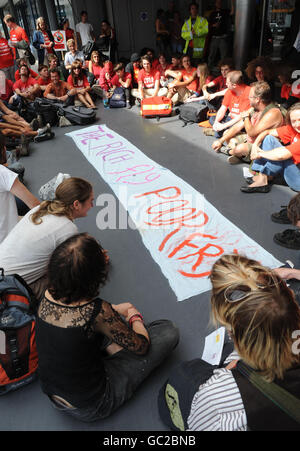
[129,313,144,328]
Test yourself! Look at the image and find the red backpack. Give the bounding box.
[0,268,38,395]
[141,96,173,120]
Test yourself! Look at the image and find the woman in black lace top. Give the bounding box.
[36,233,179,422]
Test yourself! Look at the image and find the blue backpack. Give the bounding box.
[109,87,126,108]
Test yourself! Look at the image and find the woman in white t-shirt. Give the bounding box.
[0,177,94,300]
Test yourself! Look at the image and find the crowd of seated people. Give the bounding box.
[1,3,300,433]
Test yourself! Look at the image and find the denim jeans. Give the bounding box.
[252,135,300,192]
[209,113,232,138]
[49,320,180,422]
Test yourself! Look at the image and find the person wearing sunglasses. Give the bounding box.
[159,254,300,431]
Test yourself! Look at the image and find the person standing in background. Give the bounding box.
[4,14,30,61]
[181,2,208,65]
[207,0,231,69]
[0,31,15,81]
[75,11,95,49]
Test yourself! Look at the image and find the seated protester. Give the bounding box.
[184,62,214,102]
[0,99,51,148]
[0,177,93,301]
[99,60,115,98]
[10,65,40,109]
[159,253,300,432]
[88,50,103,83]
[0,31,15,81]
[44,68,75,104]
[0,78,14,105]
[211,70,251,138]
[0,160,40,244]
[37,65,51,92]
[164,54,183,84]
[212,82,284,162]
[146,48,159,70]
[125,53,141,89]
[131,55,168,102]
[245,56,276,99]
[202,57,234,109]
[64,38,85,72]
[36,232,179,422]
[167,54,198,105]
[15,58,39,81]
[156,53,171,86]
[277,66,300,109]
[242,102,300,194]
[111,62,132,108]
[48,54,65,81]
[67,60,97,109]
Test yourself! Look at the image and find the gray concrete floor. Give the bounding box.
[1,102,297,431]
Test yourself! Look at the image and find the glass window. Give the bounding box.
[55,0,75,29]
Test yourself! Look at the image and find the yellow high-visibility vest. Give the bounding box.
[181,16,208,58]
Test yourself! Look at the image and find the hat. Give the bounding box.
[130,52,140,62]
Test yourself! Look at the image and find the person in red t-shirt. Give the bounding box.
[156,53,171,85]
[15,58,39,81]
[111,62,132,108]
[0,32,14,81]
[0,79,14,104]
[167,54,197,105]
[242,102,300,193]
[37,65,51,92]
[11,65,40,105]
[132,55,167,102]
[202,58,234,108]
[67,60,96,109]
[212,70,251,138]
[4,14,29,60]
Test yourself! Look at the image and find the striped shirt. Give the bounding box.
[187,351,248,431]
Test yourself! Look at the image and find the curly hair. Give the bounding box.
[245,56,275,82]
[47,233,109,304]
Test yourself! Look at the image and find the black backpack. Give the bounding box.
[178,101,208,126]
[58,105,96,125]
[109,87,126,108]
[0,268,38,395]
[34,98,60,126]
[82,40,97,60]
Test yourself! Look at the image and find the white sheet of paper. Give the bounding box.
[201,327,225,366]
[0,330,6,354]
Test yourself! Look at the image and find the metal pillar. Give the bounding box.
[233,0,256,69]
[45,0,59,30]
[258,0,268,56]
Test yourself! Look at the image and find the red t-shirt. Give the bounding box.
[0,38,14,68]
[212,75,227,91]
[42,31,54,54]
[277,125,300,164]
[111,72,132,88]
[222,85,251,117]
[180,67,198,92]
[15,68,38,81]
[9,26,29,59]
[197,75,214,94]
[157,63,171,78]
[281,84,291,100]
[67,74,90,88]
[13,77,38,92]
[0,79,14,102]
[37,76,51,86]
[152,59,159,70]
[138,68,160,89]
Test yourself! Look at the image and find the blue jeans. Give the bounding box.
[252,135,300,192]
[48,320,180,422]
[209,113,232,138]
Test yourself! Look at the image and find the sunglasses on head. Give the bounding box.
[224,273,282,303]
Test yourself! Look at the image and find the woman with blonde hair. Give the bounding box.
[33,17,56,66]
[0,177,94,301]
[67,60,97,109]
[159,254,300,431]
[184,62,213,102]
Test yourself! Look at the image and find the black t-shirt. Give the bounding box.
[209,9,231,36]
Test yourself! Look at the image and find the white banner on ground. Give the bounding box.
[66,124,282,302]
